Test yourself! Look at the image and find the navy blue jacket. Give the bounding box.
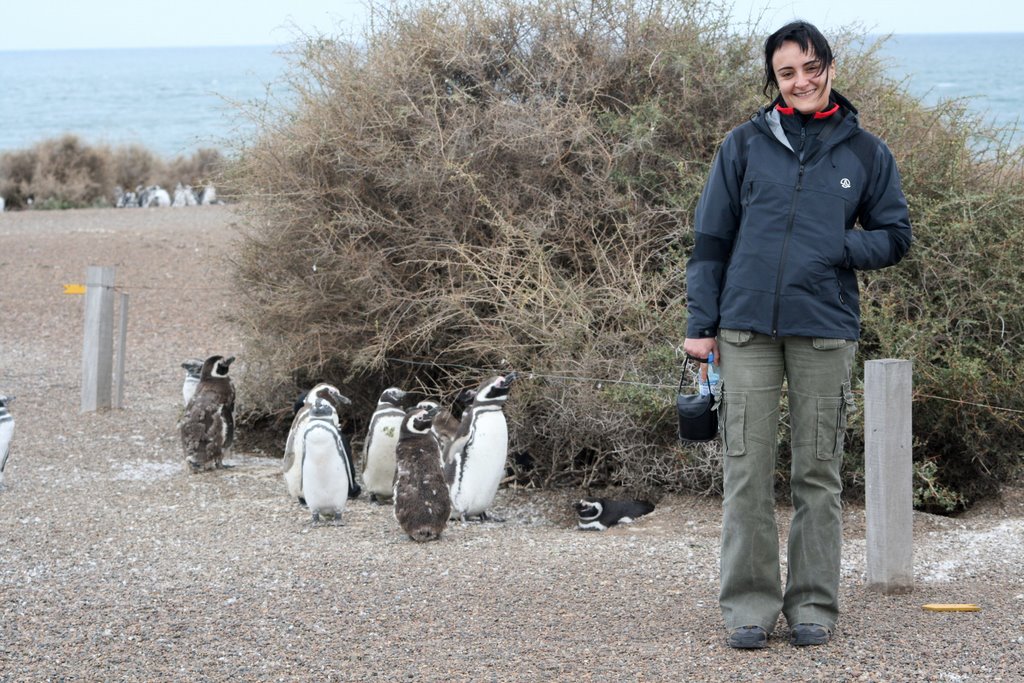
[685,92,912,340]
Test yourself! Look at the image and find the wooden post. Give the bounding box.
[114,292,129,409]
[81,266,115,412]
[864,359,914,594]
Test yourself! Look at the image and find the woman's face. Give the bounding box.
[771,40,835,114]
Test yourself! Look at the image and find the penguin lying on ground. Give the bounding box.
[283,383,358,502]
[394,404,451,542]
[300,398,351,524]
[181,358,204,407]
[180,355,235,472]
[573,498,655,531]
[361,387,408,503]
[445,372,519,522]
[0,395,15,487]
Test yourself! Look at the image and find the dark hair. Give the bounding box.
[762,21,834,98]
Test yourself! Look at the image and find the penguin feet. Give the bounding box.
[310,511,345,525]
[458,511,505,523]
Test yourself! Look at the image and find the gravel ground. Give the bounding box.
[1,206,1022,682]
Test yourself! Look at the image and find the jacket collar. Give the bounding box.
[755,89,860,152]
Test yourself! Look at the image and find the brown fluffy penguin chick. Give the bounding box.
[180,355,235,472]
[393,405,451,542]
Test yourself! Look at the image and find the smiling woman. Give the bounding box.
[684,19,913,651]
[768,40,835,114]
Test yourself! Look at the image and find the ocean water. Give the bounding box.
[0,46,287,158]
[0,35,1021,159]
[876,33,1024,140]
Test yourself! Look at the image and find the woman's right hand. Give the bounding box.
[683,337,719,363]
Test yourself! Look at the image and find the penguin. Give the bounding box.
[444,372,519,522]
[283,383,359,502]
[361,387,408,503]
[0,395,15,487]
[300,398,350,523]
[573,498,655,531]
[181,358,204,407]
[420,388,475,457]
[393,404,451,542]
[180,355,235,472]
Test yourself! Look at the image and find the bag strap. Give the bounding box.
[678,355,712,394]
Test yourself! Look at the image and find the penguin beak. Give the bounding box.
[501,371,519,386]
[223,356,236,366]
[330,389,352,406]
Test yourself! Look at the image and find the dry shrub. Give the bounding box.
[0,135,113,209]
[228,0,759,495]
[229,1,1023,506]
[162,148,225,191]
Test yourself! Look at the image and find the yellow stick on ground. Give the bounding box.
[922,604,981,612]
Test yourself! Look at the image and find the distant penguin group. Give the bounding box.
[179,355,235,472]
[0,395,15,487]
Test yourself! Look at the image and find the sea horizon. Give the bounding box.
[1,34,1021,157]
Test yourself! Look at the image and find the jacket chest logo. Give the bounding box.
[840,178,852,189]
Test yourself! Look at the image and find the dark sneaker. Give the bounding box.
[790,623,832,646]
[727,625,768,649]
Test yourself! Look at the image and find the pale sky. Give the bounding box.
[0,0,1021,51]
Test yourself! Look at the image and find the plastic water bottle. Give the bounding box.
[699,352,720,396]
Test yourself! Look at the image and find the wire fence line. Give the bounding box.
[22,280,1021,419]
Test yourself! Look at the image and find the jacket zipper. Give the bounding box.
[772,163,804,339]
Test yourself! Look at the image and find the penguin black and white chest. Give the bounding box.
[445,372,519,521]
[179,355,235,472]
[0,395,15,487]
[361,386,408,503]
[180,358,204,407]
[300,398,350,523]
[393,405,451,542]
[283,383,357,502]
[573,498,655,531]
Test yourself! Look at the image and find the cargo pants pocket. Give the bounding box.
[722,393,747,457]
[815,380,854,460]
[717,329,754,457]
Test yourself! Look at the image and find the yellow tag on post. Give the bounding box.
[63,284,86,295]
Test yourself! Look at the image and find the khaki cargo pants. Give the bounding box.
[717,328,856,633]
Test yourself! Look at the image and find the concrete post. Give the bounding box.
[81,266,115,412]
[864,358,914,594]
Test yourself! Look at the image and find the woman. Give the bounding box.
[683,21,912,649]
